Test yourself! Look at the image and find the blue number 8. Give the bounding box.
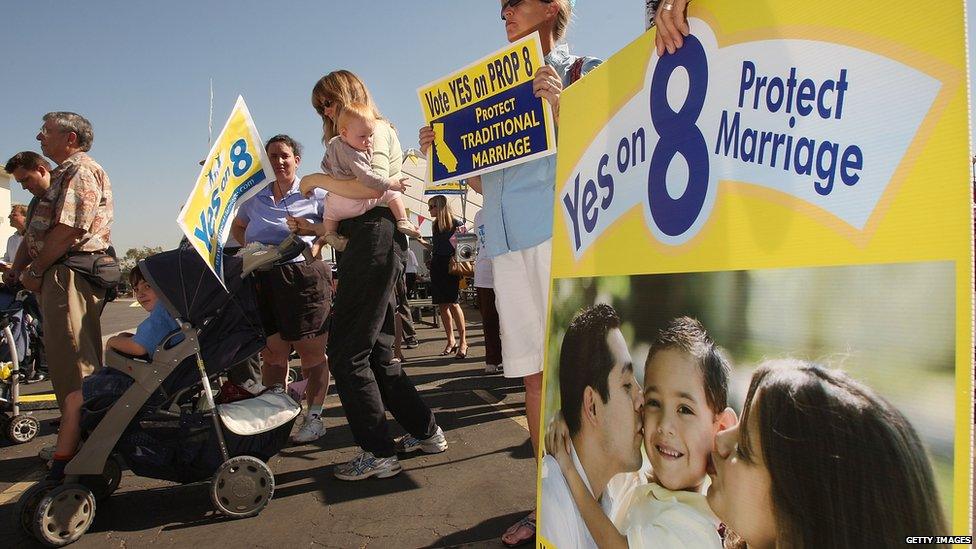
[647,35,709,238]
[230,139,253,177]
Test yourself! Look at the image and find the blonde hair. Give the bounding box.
[427,195,455,233]
[552,0,572,42]
[10,204,27,216]
[337,102,376,133]
[311,70,384,142]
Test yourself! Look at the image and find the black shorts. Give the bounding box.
[255,260,332,341]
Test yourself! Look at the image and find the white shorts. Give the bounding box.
[491,239,551,378]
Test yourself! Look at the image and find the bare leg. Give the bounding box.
[388,195,408,221]
[523,372,543,457]
[260,333,291,387]
[54,390,83,456]
[438,304,455,352]
[291,334,329,406]
[500,371,544,546]
[323,218,339,235]
[292,333,329,408]
[448,303,467,355]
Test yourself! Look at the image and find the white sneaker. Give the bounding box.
[334,451,402,481]
[291,414,326,443]
[394,425,448,454]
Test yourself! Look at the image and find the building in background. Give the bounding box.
[0,169,15,246]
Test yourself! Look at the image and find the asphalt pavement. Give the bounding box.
[0,298,536,548]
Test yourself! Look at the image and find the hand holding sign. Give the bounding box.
[532,65,563,123]
[654,0,691,55]
[417,32,556,185]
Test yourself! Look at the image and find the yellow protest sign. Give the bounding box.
[538,1,971,546]
[177,96,270,285]
[417,32,556,185]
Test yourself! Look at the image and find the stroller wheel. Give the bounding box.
[8,414,39,443]
[80,454,123,502]
[17,479,58,535]
[286,367,302,385]
[210,455,275,519]
[32,484,96,547]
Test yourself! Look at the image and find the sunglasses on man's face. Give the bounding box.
[500,0,553,20]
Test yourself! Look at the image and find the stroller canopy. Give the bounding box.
[138,248,264,386]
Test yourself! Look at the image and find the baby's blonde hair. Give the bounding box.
[337,102,376,133]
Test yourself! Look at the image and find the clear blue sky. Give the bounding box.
[0,1,645,253]
[1,2,973,253]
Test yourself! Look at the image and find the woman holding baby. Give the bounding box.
[293,70,447,481]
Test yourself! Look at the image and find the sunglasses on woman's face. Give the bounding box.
[500,0,553,20]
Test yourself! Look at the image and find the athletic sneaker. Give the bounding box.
[334,451,402,481]
[394,425,448,454]
[404,336,420,349]
[291,414,326,443]
[484,363,502,375]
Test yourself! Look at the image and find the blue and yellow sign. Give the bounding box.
[539,1,971,546]
[417,32,556,185]
[177,96,270,285]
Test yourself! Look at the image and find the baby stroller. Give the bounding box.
[17,243,305,547]
[0,288,54,444]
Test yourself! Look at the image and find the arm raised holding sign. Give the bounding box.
[420,2,605,547]
[653,0,691,56]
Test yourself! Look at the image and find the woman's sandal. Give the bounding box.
[455,344,469,359]
[440,344,459,356]
[501,514,536,548]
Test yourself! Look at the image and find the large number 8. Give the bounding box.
[647,35,709,238]
[230,139,253,177]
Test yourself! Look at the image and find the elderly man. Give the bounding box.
[3,112,114,411]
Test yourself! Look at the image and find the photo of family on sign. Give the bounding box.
[538,262,954,548]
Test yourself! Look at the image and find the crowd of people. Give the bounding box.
[1,0,861,547]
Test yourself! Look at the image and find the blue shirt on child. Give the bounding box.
[131,305,182,358]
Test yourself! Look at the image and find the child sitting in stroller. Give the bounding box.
[47,266,178,480]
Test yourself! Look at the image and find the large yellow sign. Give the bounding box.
[177,96,270,285]
[539,1,971,546]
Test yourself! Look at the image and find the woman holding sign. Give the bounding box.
[420,1,601,545]
[296,70,447,482]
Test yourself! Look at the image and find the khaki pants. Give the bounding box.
[40,264,105,408]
